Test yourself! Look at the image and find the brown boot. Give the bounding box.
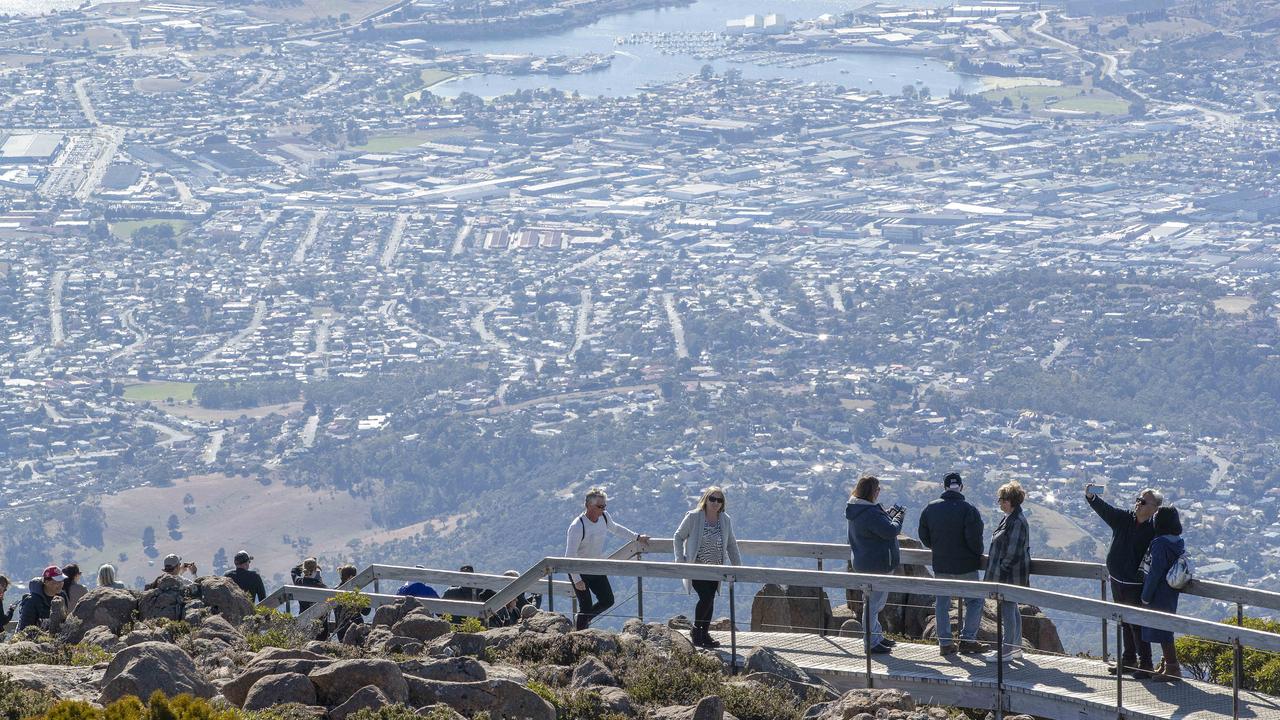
[1157,643,1182,682]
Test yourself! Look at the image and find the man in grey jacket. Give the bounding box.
[919,472,986,655]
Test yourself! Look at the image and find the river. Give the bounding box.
[430,0,980,98]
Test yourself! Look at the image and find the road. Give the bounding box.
[747,286,823,339]
[241,69,277,99]
[292,210,328,266]
[471,298,510,350]
[203,430,225,464]
[139,420,194,447]
[73,78,99,126]
[380,212,410,269]
[450,221,472,257]
[568,287,593,358]
[1197,444,1231,490]
[304,70,343,100]
[75,126,124,201]
[1041,336,1071,371]
[662,292,689,359]
[43,402,64,423]
[49,270,66,348]
[109,306,148,363]
[311,312,333,377]
[196,299,266,364]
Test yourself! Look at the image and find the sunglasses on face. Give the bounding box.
[593,504,606,510]
[708,497,724,503]
[1135,497,1147,506]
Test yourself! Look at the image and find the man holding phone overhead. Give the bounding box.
[1086,482,1162,679]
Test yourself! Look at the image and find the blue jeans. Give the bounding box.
[867,589,889,646]
[1000,599,1022,654]
[934,570,983,645]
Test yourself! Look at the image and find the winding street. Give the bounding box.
[196,299,266,365]
[110,306,148,363]
[747,286,824,339]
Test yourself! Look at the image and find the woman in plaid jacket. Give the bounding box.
[985,481,1031,662]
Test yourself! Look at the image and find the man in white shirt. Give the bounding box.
[565,487,649,630]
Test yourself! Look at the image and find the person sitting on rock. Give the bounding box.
[291,557,326,613]
[0,575,15,627]
[60,563,87,613]
[17,565,66,632]
[148,554,197,589]
[97,563,125,590]
[224,550,267,602]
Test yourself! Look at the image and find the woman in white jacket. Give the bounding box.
[674,486,742,648]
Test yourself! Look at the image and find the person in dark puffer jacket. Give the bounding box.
[846,474,904,655]
[919,472,986,655]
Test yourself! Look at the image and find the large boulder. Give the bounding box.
[427,632,486,658]
[406,678,554,720]
[80,625,124,653]
[99,641,215,705]
[195,576,255,625]
[751,585,834,634]
[1020,605,1065,655]
[805,689,915,720]
[372,597,422,628]
[138,576,188,621]
[569,655,617,688]
[522,611,571,635]
[194,614,245,647]
[392,612,452,643]
[1,665,104,704]
[243,672,319,711]
[62,588,139,642]
[309,658,409,707]
[329,685,390,720]
[750,583,791,633]
[619,619,694,655]
[400,657,488,683]
[651,695,726,720]
[222,657,330,707]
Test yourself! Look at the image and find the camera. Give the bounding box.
[888,504,906,521]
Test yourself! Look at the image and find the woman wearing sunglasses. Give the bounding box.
[674,486,741,648]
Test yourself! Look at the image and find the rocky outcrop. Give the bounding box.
[98,641,215,705]
[406,678,555,720]
[242,672,318,711]
[750,584,836,634]
[330,685,392,720]
[805,689,916,720]
[393,612,452,643]
[194,576,255,625]
[651,695,730,720]
[61,588,139,643]
[309,659,410,707]
[138,576,188,621]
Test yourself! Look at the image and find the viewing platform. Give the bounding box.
[261,538,1280,720]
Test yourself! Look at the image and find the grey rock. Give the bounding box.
[99,641,215,705]
[139,575,188,621]
[309,658,409,707]
[742,646,809,684]
[399,657,488,683]
[62,588,139,643]
[477,626,525,653]
[651,695,725,720]
[480,663,527,686]
[328,685,390,720]
[384,635,426,656]
[1,664,104,703]
[342,623,372,647]
[597,686,637,717]
[808,689,915,720]
[427,632,486,658]
[80,625,124,652]
[416,704,466,719]
[243,672,319,712]
[196,576,257,625]
[406,678,554,720]
[569,655,617,688]
[521,611,571,635]
[372,597,422,628]
[222,658,329,707]
[194,615,245,647]
[392,612,451,643]
[738,672,839,703]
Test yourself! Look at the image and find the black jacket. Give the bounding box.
[918,490,985,575]
[1088,494,1155,584]
[16,579,55,632]
[224,567,267,603]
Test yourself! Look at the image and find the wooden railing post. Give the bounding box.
[1101,579,1109,663]
[863,583,874,689]
[995,592,1004,720]
[636,550,644,623]
[728,579,738,676]
[1115,619,1124,720]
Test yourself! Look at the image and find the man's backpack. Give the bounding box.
[578,512,611,541]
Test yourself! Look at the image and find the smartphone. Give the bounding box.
[1086,483,1105,496]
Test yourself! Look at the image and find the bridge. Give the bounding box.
[261,538,1280,720]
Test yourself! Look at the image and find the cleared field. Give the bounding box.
[109,218,192,240]
[240,0,387,23]
[41,473,468,589]
[163,401,305,422]
[1214,296,1256,314]
[123,381,196,403]
[980,76,1061,91]
[982,84,1129,116]
[404,68,458,104]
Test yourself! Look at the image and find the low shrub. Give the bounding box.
[345,706,421,720]
[0,672,55,720]
[38,692,239,720]
[450,617,485,635]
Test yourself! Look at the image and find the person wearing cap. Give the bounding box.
[17,565,66,632]
[291,558,326,612]
[152,553,197,588]
[918,472,986,656]
[224,550,267,602]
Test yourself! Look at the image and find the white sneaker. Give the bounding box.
[984,648,1023,662]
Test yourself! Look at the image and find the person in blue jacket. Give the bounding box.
[846,474,905,654]
[1141,506,1185,682]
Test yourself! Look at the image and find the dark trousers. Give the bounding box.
[574,574,614,630]
[692,580,719,628]
[1112,579,1153,667]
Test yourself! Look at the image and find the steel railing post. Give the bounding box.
[728,579,738,676]
[995,592,1004,720]
[636,551,644,623]
[1101,579,1109,663]
[373,578,380,595]
[547,570,554,613]
[1116,619,1124,720]
[863,583,874,689]
[1233,637,1242,720]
